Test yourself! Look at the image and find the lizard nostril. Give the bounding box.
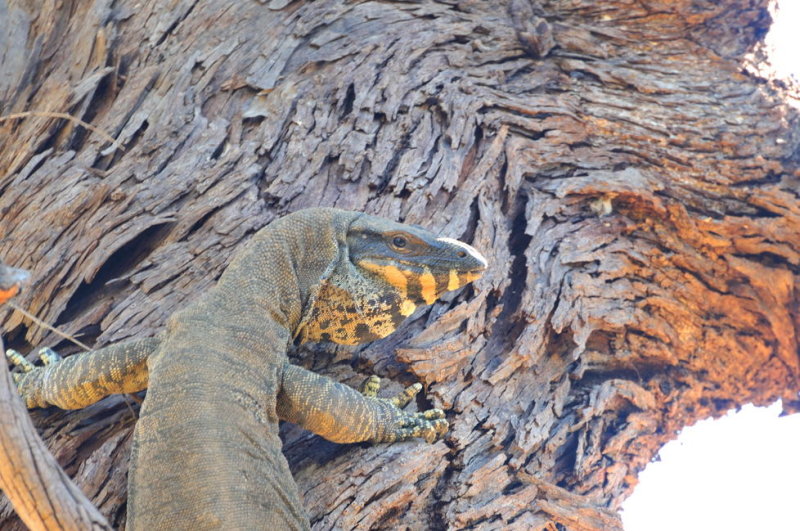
[457,251,466,258]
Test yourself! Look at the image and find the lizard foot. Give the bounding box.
[384,408,448,444]
[379,382,448,444]
[6,347,62,369]
[6,347,62,393]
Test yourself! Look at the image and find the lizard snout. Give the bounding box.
[435,236,488,273]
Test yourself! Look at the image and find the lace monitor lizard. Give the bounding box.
[7,207,487,530]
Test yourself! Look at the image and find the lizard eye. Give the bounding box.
[384,231,424,255]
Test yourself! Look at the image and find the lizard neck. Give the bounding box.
[162,208,360,357]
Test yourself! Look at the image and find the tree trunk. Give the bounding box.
[1,0,797,529]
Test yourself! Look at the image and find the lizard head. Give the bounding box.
[346,217,488,310]
[297,213,487,345]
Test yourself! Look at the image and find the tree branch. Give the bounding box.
[0,263,111,530]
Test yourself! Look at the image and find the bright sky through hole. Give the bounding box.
[622,3,800,530]
[622,403,800,530]
[764,0,800,79]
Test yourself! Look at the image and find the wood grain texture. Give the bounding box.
[1,0,798,528]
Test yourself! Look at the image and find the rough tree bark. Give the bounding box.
[1,0,797,529]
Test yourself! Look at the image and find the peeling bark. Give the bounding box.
[1,0,798,529]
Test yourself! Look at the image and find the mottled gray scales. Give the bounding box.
[8,208,486,529]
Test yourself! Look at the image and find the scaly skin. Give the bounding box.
[7,208,487,530]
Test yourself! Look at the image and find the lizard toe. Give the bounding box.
[358,375,381,398]
[393,414,449,443]
[418,408,445,420]
[388,382,422,408]
[416,418,448,443]
[6,349,35,373]
[39,347,63,365]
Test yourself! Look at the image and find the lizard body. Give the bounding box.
[8,208,487,529]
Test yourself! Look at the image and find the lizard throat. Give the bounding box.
[297,280,408,346]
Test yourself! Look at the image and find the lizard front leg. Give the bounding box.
[277,363,448,444]
[6,337,160,409]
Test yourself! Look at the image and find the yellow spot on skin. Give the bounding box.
[419,267,437,304]
[400,300,416,316]
[461,271,482,284]
[361,262,408,297]
[447,269,460,292]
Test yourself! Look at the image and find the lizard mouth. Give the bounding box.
[360,255,485,277]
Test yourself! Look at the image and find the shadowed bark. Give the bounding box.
[1,0,798,529]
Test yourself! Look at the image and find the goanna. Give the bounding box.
[7,207,487,530]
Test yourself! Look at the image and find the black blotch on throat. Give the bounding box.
[391,311,406,327]
[355,323,372,340]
